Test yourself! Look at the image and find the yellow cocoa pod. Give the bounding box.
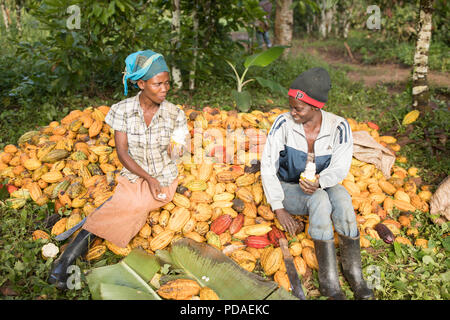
[394,236,412,246]
[257,205,274,220]
[24,158,42,171]
[85,245,107,261]
[235,187,254,203]
[182,218,196,234]
[216,170,235,183]
[157,279,201,300]
[274,270,291,292]
[167,207,191,232]
[383,197,395,213]
[41,171,63,183]
[402,110,420,125]
[150,230,175,251]
[242,223,272,236]
[242,201,257,218]
[172,193,191,208]
[213,192,234,202]
[293,256,307,276]
[302,246,318,270]
[360,235,371,248]
[289,241,302,257]
[379,136,397,144]
[417,190,431,202]
[185,179,208,191]
[28,182,43,202]
[158,210,170,228]
[211,200,234,209]
[192,203,213,222]
[187,190,211,204]
[139,223,152,239]
[197,162,214,181]
[262,247,283,276]
[393,199,416,212]
[105,241,131,256]
[199,287,220,300]
[66,212,82,230]
[184,231,206,243]
[415,238,428,249]
[32,230,50,241]
[394,190,410,203]
[343,180,360,196]
[369,193,386,204]
[51,218,68,236]
[379,180,397,195]
[235,174,255,187]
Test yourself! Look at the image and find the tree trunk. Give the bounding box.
[319,0,327,38]
[1,0,9,31]
[412,0,434,113]
[15,0,22,34]
[171,0,182,89]
[189,1,198,91]
[274,0,293,57]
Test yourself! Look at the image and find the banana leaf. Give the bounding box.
[255,77,288,96]
[99,283,158,300]
[86,248,161,300]
[170,238,299,300]
[232,90,251,113]
[243,46,289,69]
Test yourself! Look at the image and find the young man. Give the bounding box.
[260,67,374,300]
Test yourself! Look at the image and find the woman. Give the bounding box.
[260,67,374,300]
[48,50,189,290]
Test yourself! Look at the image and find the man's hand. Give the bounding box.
[145,176,163,201]
[274,208,299,236]
[299,174,320,195]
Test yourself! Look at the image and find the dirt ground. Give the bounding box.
[298,44,450,90]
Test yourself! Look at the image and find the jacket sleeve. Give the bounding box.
[260,115,287,211]
[318,119,353,189]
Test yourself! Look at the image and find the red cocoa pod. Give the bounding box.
[374,223,395,244]
[229,214,244,235]
[210,214,232,235]
[244,235,272,249]
[268,226,286,247]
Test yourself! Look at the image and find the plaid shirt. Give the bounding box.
[105,92,189,187]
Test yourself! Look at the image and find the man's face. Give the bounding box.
[289,96,317,124]
[137,72,170,105]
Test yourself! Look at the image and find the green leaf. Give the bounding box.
[122,248,160,282]
[255,77,288,95]
[99,283,157,300]
[170,238,298,300]
[422,255,435,265]
[232,90,251,112]
[442,236,450,252]
[244,46,289,69]
[393,242,402,257]
[85,249,161,300]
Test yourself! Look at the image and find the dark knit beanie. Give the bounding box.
[288,67,331,109]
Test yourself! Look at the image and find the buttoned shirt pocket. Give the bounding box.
[127,123,143,149]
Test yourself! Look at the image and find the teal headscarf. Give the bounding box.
[122,50,170,96]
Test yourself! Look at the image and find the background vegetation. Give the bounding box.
[0,0,448,300]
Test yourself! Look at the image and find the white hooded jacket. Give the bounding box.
[260,109,353,211]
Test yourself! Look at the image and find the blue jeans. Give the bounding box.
[280,181,358,241]
[256,31,272,48]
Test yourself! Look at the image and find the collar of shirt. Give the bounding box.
[133,91,172,126]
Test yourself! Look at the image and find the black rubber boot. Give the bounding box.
[338,233,375,300]
[48,229,94,290]
[313,239,347,300]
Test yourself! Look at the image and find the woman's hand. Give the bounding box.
[274,208,299,236]
[145,176,163,201]
[299,174,320,195]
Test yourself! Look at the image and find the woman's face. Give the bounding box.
[289,96,317,124]
[138,72,170,105]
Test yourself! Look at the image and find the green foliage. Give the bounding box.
[225,46,288,111]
